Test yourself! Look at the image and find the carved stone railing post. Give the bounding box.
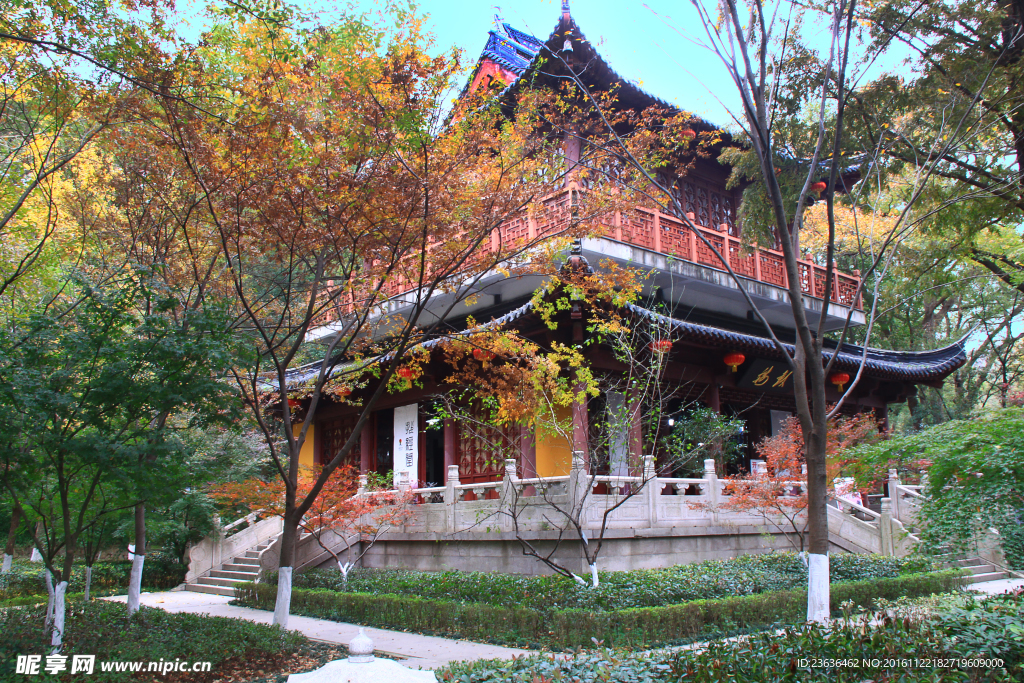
[500,458,518,532]
[880,497,894,556]
[704,459,720,517]
[444,465,460,533]
[357,474,368,496]
[643,455,659,528]
[569,451,590,528]
[888,468,901,521]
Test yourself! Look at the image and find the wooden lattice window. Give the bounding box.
[457,403,515,484]
[320,415,360,469]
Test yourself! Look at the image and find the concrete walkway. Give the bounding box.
[106,591,530,670]
[966,576,1024,596]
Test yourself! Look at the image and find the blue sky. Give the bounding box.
[176,0,742,125]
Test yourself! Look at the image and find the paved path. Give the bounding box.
[106,591,530,670]
[966,576,1024,596]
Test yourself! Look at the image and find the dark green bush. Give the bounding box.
[439,594,1021,682]
[0,600,305,682]
[238,569,964,648]
[277,552,932,613]
[0,554,186,599]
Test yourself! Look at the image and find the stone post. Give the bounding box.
[500,458,518,532]
[704,458,720,508]
[357,474,368,496]
[643,455,659,528]
[444,465,460,533]
[880,497,894,556]
[888,468,901,522]
[569,450,590,529]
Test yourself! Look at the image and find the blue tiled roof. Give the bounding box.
[480,22,544,76]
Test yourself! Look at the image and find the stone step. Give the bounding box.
[244,550,260,559]
[211,569,259,580]
[964,563,996,575]
[230,556,260,566]
[185,583,235,597]
[966,571,1008,584]
[222,562,261,573]
[196,576,249,588]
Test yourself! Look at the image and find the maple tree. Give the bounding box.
[210,465,411,588]
[695,413,880,553]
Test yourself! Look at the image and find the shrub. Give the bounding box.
[277,552,931,613]
[238,569,964,649]
[0,600,306,682]
[0,555,186,599]
[439,591,1021,682]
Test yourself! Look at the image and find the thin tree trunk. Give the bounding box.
[273,515,299,627]
[3,503,21,572]
[127,502,146,615]
[84,565,93,601]
[44,569,54,628]
[51,580,67,650]
[30,521,43,562]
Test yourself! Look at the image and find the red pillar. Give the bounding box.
[360,421,372,474]
[443,418,457,483]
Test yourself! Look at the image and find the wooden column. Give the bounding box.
[707,383,721,413]
[443,418,457,483]
[520,425,537,479]
[572,377,589,466]
[359,421,373,474]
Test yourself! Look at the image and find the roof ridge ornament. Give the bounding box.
[562,0,571,21]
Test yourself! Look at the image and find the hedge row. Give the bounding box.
[0,555,186,599]
[280,552,935,612]
[236,569,965,648]
[439,592,1024,682]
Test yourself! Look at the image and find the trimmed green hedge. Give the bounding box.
[439,592,1023,682]
[237,569,965,648]
[277,552,934,612]
[0,554,186,599]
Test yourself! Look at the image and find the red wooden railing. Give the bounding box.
[314,190,862,325]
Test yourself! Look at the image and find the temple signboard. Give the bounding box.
[737,358,795,393]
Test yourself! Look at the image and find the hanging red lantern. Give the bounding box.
[810,181,828,195]
[397,366,414,379]
[649,339,673,354]
[830,372,851,392]
[723,352,746,372]
[681,128,696,141]
[473,348,497,362]
[337,386,352,397]
[287,398,301,408]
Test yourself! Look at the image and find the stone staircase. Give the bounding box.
[939,554,1010,585]
[186,542,270,597]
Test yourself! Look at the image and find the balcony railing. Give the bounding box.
[315,189,863,326]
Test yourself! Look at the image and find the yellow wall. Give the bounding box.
[294,423,316,471]
[535,404,572,477]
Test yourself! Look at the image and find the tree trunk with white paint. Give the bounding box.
[1,554,10,573]
[127,503,145,615]
[84,565,93,601]
[44,569,54,628]
[3,504,20,573]
[274,566,293,627]
[807,552,830,623]
[50,581,67,649]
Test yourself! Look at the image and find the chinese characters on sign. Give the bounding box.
[392,403,419,487]
[737,358,795,393]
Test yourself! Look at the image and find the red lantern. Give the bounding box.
[810,181,827,195]
[830,372,851,392]
[723,352,746,372]
[287,398,301,408]
[649,340,673,354]
[473,348,497,362]
[337,386,352,397]
[397,366,414,379]
[681,128,696,141]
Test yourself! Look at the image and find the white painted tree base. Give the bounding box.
[807,552,830,623]
[127,554,145,615]
[30,547,42,562]
[51,581,67,648]
[274,567,293,628]
[287,659,436,683]
[1,553,11,573]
